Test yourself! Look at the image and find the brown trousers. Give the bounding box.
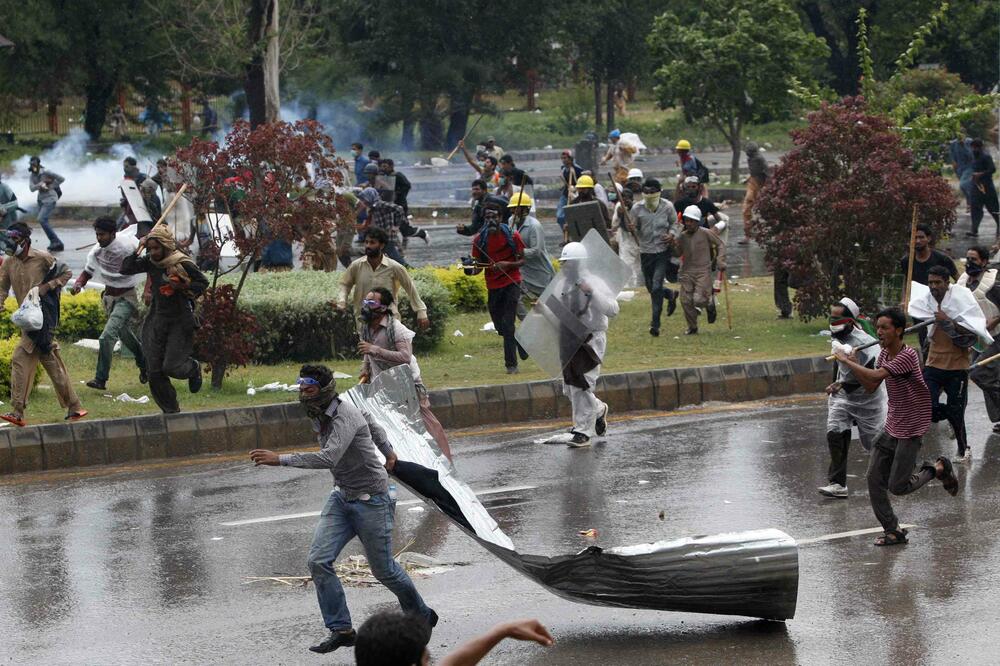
[12,336,82,414]
[743,176,763,238]
[680,269,713,330]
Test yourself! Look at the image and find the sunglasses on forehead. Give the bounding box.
[296,377,321,387]
[361,299,387,309]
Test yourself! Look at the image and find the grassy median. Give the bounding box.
[13,276,826,426]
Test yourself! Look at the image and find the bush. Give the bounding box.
[0,335,41,400]
[226,268,453,364]
[415,266,488,311]
[0,289,106,341]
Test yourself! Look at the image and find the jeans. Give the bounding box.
[640,251,676,331]
[96,296,146,383]
[556,193,568,229]
[35,200,63,247]
[773,268,792,317]
[308,491,432,631]
[923,366,969,455]
[867,433,936,533]
[383,241,409,268]
[970,180,1000,235]
[826,430,851,486]
[487,282,522,368]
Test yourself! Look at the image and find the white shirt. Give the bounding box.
[84,235,142,289]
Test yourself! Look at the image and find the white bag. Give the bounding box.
[12,287,43,332]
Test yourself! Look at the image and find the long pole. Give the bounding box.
[901,205,918,310]
[972,350,1000,369]
[74,183,190,251]
[824,318,933,361]
[722,269,733,330]
[446,114,484,161]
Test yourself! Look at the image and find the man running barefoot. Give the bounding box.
[834,307,959,547]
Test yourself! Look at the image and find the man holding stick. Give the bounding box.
[834,307,958,547]
[508,192,555,320]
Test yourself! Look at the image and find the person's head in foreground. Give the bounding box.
[874,307,906,348]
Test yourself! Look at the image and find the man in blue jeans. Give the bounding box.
[27,156,65,252]
[250,364,437,655]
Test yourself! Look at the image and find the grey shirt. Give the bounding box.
[279,398,394,500]
[747,151,769,182]
[29,170,64,205]
[516,215,555,293]
[630,198,677,254]
[0,182,16,227]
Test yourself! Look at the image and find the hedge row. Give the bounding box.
[1,290,106,341]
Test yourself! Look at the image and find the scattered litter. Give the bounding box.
[211,537,224,541]
[333,372,352,380]
[747,348,753,352]
[535,432,575,444]
[432,210,439,218]
[733,336,741,339]
[723,500,732,504]
[638,480,650,485]
[249,381,301,394]
[429,157,449,168]
[463,354,473,359]
[37,384,51,390]
[73,338,122,352]
[658,510,665,521]
[818,330,832,337]
[761,440,777,444]
[247,387,256,396]
[673,336,680,340]
[616,290,636,302]
[578,528,598,538]
[480,321,496,332]
[453,329,465,337]
[113,393,149,404]
[407,506,426,513]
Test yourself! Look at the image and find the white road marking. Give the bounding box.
[220,484,538,527]
[797,524,916,545]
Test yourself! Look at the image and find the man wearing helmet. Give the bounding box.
[673,176,728,235]
[677,205,725,335]
[554,242,620,447]
[600,129,634,183]
[508,192,555,320]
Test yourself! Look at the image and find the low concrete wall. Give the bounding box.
[0,355,830,475]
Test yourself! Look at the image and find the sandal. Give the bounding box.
[65,410,88,422]
[874,529,908,547]
[0,413,26,427]
[936,457,959,496]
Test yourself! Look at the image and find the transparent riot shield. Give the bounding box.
[516,228,629,378]
[120,179,153,224]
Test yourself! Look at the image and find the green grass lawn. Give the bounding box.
[13,277,827,426]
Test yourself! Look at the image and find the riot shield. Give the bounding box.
[120,179,153,224]
[374,173,396,203]
[564,199,610,244]
[516,229,629,378]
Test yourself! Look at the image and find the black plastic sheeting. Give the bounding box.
[344,366,799,621]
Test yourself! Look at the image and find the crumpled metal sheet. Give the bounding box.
[343,366,799,621]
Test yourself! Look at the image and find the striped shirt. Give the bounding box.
[878,345,932,439]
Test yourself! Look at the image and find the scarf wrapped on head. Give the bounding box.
[147,223,191,283]
[299,381,338,419]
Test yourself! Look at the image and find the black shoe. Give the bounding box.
[685,327,698,335]
[936,456,958,496]
[139,366,148,384]
[47,243,64,252]
[189,363,203,393]
[707,301,717,324]
[85,379,106,390]
[309,629,356,654]
[595,404,608,436]
[649,327,659,337]
[567,431,591,448]
[427,609,439,628]
[992,422,1000,435]
[965,232,979,238]
[666,290,677,316]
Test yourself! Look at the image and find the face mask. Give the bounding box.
[643,194,660,211]
[14,242,27,257]
[967,262,985,276]
[299,381,337,419]
[828,317,853,338]
[364,247,382,258]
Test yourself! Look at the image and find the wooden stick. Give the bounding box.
[824,319,933,361]
[971,350,1000,369]
[445,115,484,161]
[76,183,190,251]
[901,205,918,310]
[722,270,733,331]
[608,175,639,241]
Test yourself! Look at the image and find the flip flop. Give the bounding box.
[65,410,88,422]
[874,529,908,547]
[0,413,26,427]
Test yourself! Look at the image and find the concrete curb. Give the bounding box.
[0,355,830,475]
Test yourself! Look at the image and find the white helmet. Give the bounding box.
[559,242,588,261]
[627,167,644,180]
[682,205,702,222]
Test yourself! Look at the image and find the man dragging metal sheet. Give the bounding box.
[819,297,886,499]
[548,242,620,447]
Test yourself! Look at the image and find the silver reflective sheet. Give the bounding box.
[516,229,630,379]
[344,366,799,621]
[120,179,153,223]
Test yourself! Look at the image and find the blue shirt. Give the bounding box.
[354,155,371,185]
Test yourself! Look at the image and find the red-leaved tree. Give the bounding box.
[753,97,957,319]
[171,120,351,387]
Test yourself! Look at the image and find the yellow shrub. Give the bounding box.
[0,289,106,340]
[415,266,488,311]
[0,335,41,400]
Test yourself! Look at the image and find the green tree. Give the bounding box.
[649,0,828,183]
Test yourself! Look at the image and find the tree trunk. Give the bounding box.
[46,100,59,135]
[626,78,636,102]
[83,80,116,139]
[401,117,415,150]
[418,95,443,150]
[211,360,226,390]
[728,120,743,185]
[245,0,279,128]
[526,70,537,111]
[446,94,470,149]
[181,84,192,133]
[593,75,602,130]
[606,80,615,134]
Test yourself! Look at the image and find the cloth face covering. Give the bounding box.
[643,194,660,212]
[299,381,338,418]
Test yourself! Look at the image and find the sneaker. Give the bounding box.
[421,230,431,245]
[567,431,591,448]
[707,301,717,324]
[649,327,659,337]
[506,366,519,375]
[955,448,972,464]
[936,456,959,496]
[47,243,65,252]
[685,327,698,335]
[189,362,203,393]
[309,629,356,654]
[595,404,608,436]
[85,379,107,390]
[818,483,848,498]
[666,290,677,316]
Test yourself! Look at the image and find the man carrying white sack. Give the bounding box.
[548,242,620,448]
[909,267,994,463]
[819,297,886,499]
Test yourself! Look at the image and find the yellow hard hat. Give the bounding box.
[507,191,533,208]
[576,174,595,189]
[675,139,691,150]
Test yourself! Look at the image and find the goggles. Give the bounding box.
[296,377,321,387]
[361,299,387,309]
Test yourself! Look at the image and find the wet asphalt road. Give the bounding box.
[3,391,1000,665]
